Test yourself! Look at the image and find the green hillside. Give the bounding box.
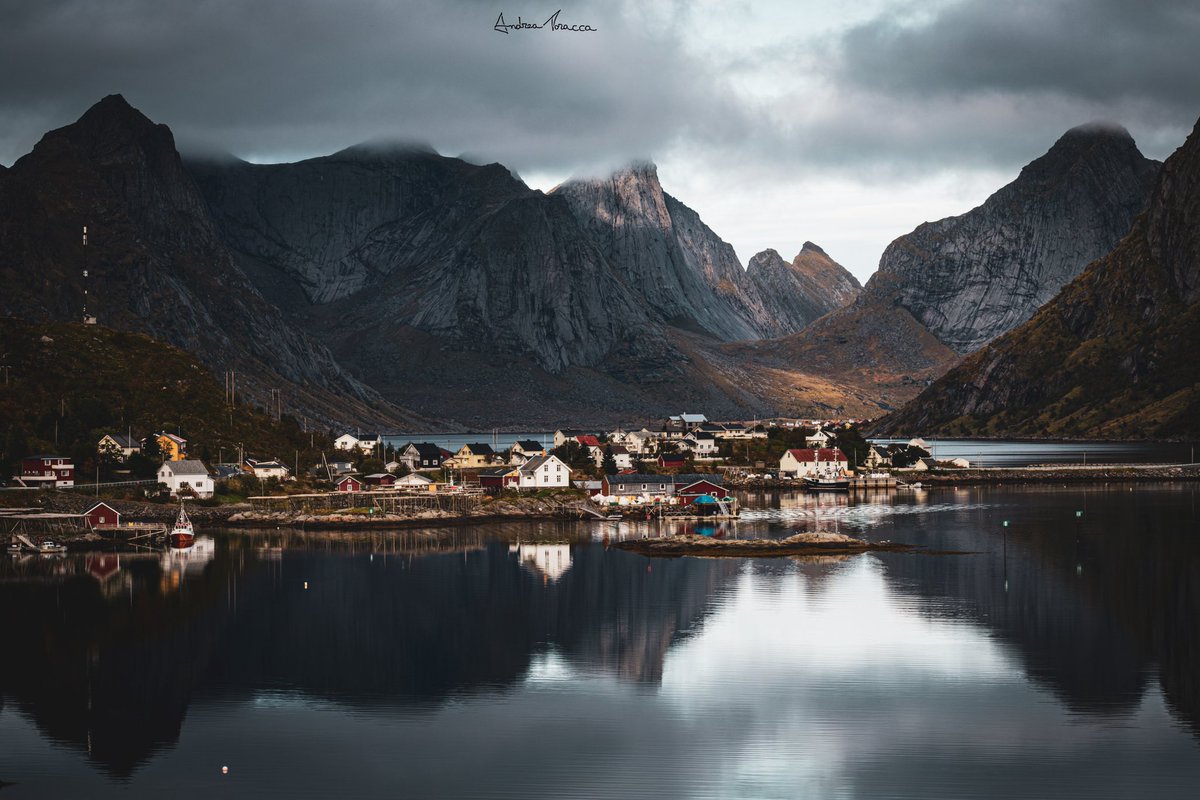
[0,318,334,480]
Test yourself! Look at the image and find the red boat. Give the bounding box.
[168,501,195,548]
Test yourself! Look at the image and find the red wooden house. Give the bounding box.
[15,455,75,488]
[84,502,121,529]
[363,473,396,487]
[676,479,729,505]
[335,475,363,492]
[657,454,686,470]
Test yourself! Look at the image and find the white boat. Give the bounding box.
[168,501,195,548]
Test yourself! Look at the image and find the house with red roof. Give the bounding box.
[779,448,849,478]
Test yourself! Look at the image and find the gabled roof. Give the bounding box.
[514,440,544,451]
[402,442,444,458]
[461,443,495,456]
[477,466,519,477]
[518,454,563,474]
[246,459,289,470]
[575,435,602,447]
[784,448,848,462]
[335,474,361,485]
[85,501,120,516]
[658,454,686,462]
[100,433,139,447]
[161,459,209,476]
[158,433,187,445]
[605,473,723,487]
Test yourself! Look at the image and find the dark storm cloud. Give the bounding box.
[0,0,1195,180]
[839,0,1200,108]
[0,0,743,170]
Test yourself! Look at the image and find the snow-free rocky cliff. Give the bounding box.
[867,123,1159,353]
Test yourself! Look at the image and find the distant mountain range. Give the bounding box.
[1,95,1185,433]
[875,115,1200,439]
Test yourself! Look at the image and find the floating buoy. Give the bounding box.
[222,766,229,775]
[303,581,309,589]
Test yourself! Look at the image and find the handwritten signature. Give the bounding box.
[494,10,597,33]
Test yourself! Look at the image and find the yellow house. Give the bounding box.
[445,442,495,469]
[156,433,188,461]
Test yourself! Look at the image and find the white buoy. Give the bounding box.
[304,581,309,589]
[222,766,229,775]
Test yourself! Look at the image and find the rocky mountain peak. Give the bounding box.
[800,241,827,256]
[862,121,1160,353]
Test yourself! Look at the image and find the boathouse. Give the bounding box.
[84,502,121,529]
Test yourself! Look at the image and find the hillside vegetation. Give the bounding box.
[0,318,334,479]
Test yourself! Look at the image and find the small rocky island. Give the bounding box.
[612,532,915,558]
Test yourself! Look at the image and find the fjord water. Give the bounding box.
[1,485,1198,799]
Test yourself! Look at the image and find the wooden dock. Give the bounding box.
[847,476,899,490]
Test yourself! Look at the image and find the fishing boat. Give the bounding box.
[36,540,68,554]
[169,501,195,548]
[803,475,850,492]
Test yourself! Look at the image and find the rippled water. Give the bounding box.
[2,484,1198,798]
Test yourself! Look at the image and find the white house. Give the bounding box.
[591,445,633,471]
[623,429,657,455]
[510,440,547,464]
[97,433,140,462]
[804,429,832,448]
[684,432,719,457]
[243,459,292,480]
[158,460,214,498]
[395,473,434,489]
[334,434,361,451]
[517,454,570,490]
[778,448,849,478]
[864,446,891,469]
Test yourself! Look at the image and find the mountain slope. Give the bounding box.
[874,116,1200,439]
[189,148,879,424]
[745,243,862,333]
[869,122,1159,353]
[0,95,423,430]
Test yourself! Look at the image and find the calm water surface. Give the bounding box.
[2,484,1198,798]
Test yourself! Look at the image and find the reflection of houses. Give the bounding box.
[509,542,572,582]
[779,448,848,478]
[158,460,214,497]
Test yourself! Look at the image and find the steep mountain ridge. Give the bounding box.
[551,165,859,339]
[868,122,1160,353]
[875,116,1200,439]
[745,243,862,334]
[0,95,425,429]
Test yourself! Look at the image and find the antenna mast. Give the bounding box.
[82,225,97,325]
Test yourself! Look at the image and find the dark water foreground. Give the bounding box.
[1,484,1198,798]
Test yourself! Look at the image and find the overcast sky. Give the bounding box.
[2,0,1197,282]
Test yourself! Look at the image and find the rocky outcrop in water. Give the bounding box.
[870,123,1159,353]
[875,115,1200,440]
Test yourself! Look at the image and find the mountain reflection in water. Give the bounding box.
[0,486,1197,799]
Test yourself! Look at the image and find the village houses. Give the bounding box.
[778,448,850,479]
[13,455,75,488]
[97,433,140,461]
[155,433,188,461]
[445,443,495,469]
[243,458,292,480]
[397,442,448,471]
[158,460,214,498]
[510,440,547,464]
